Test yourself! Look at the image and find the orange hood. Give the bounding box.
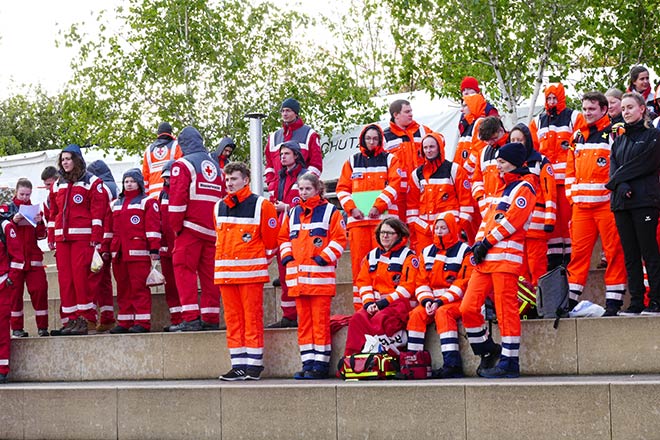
[433,212,460,250]
[544,83,567,114]
[463,93,487,125]
[358,123,385,157]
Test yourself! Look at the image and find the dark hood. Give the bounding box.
[178,126,207,156]
[87,160,118,198]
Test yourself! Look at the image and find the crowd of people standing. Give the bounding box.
[0,65,659,383]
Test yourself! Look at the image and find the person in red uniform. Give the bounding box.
[407,132,474,250]
[87,160,118,332]
[336,124,402,311]
[344,218,419,356]
[215,162,279,381]
[267,141,308,328]
[0,216,24,382]
[406,213,474,378]
[48,144,107,335]
[279,173,346,379]
[383,100,433,221]
[3,179,49,337]
[108,169,161,333]
[158,161,183,331]
[264,98,323,194]
[508,124,557,287]
[529,83,585,269]
[168,126,225,331]
[460,142,536,378]
[143,122,183,199]
[565,92,626,316]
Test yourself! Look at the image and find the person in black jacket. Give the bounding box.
[606,92,660,315]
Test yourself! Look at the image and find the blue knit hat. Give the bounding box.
[122,168,145,194]
[280,98,300,115]
[496,142,527,168]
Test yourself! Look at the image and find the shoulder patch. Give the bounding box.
[153,203,159,213]
[546,166,554,176]
[515,196,527,209]
[340,219,346,229]
[97,184,103,193]
[171,166,180,177]
[463,180,471,189]
[411,257,419,268]
[9,229,16,239]
[268,218,277,228]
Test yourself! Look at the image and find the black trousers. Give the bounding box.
[614,207,660,305]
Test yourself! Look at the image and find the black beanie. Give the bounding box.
[280,141,305,164]
[496,142,527,168]
[280,98,300,115]
[158,122,173,135]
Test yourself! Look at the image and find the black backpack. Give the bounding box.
[536,266,570,328]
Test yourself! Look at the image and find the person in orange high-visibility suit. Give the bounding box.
[508,124,557,287]
[336,124,402,311]
[279,173,346,379]
[407,132,474,250]
[383,99,433,222]
[407,213,474,378]
[142,122,183,199]
[215,162,279,381]
[529,83,585,270]
[344,218,419,356]
[460,142,536,379]
[565,92,626,316]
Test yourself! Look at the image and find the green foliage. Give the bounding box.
[59,0,383,160]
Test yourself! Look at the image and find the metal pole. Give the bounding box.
[245,112,267,195]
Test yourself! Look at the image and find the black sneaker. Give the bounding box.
[37,329,50,337]
[434,365,464,379]
[266,317,297,328]
[170,318,203,332]
[201,321,220,331]
[109,325,130,334]
[476,344,501,376]
[12,329,28,338]
[245,366,264,380]
[603,305,620,317]
[128,325,149,333]
[641,301,660,316]
[272,277,281,287]
[219,368,247,381]
[619,304,645,316]
[478,364,520,379]
[304,369,329,379]
[0,373,7,384]
[293,370,309,380]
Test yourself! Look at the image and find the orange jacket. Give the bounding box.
[142,136,183,198]
[278,195,347,297]
[213,186,279,285]
[455,94,487,173]
[565,114,613,207]
[356,239,419,308]
[475,172,536,274]
[336,124,402,227]
[407,132,474,239]
[415,213,474,305]
[383,120,432,192]
[529,83,585,184]
[470,132,508,214]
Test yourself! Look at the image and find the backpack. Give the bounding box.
[536,266,570,327]
[395,350,432,379]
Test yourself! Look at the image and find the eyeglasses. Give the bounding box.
[379,230,398,236]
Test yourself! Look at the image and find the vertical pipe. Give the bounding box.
[244,112,267,195]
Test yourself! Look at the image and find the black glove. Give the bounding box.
[312,256,328,266]
[375,298,389,310]
[434,298,444,308]
[281,256,294,266]
[472,241,489,264]
[421,299,432,308]
[543,224,555,233]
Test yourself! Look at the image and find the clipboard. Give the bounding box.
[353,190,387,214]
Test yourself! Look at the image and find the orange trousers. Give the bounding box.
[523,237,548,287]
[407,302,461,353]
[348,225,379,312]
[547,186,571,269]
[460,270,520,360]
[296,295,332,371]
[220,283,264,369]
[567,203,626,303]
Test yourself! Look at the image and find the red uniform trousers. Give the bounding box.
[55,241,97,324]
[89,261,115,325]
[10,267,48,330]
[0,282,11,375]
[567,203,627,303]
[277,254,296,321]
[173,231,220,324]
[407,302,462,367]
[547,186,571,268]
[160,255,182,325]
[220,283,264,369]
[344,299,410,356]
[296,295,332,371]
[348,225,379,312]
[523,237,548,287]
[112,256,151,330]
[460,270,520,362]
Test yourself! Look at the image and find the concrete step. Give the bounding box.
[9,316,660,382]
[0,375,658,439]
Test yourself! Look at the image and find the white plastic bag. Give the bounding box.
[568,300,605,318]
[146,260,165,287]
[90,248,104,273]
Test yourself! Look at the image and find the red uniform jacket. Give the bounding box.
[6,199,47,269]
[110,190,161,261]
[158,186,176,258]
[0,219,25,284]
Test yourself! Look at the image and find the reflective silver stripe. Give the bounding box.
[215,258,267,266]
[68,228,92,234]
[214,270,269,278]
[128,250,150,256]
[182,220,215,237]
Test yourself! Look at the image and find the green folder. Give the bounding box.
[353,190,387,214]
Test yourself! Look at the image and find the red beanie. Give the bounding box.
[460,76,481,94]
